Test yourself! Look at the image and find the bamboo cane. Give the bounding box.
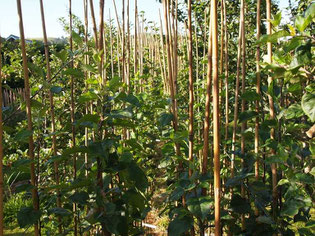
[266,0,278,220]
[16,1,40,235]
[188,0,194,178]
[211,0,220,234]
[39,0,62,232]
[0,34,4,236]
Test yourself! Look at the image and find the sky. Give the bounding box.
[0,0,296,39]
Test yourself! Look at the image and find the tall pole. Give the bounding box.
[188,0,194,178]
[266,0,278,220]
[211,0,221,234]
[39,0,62,233]
[16,1,40,235]
[0,34,4,236]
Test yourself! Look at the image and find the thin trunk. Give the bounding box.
[109,10,114,78]
[188,0,194,178]
[99,0,105,83]
[202,13,212,196]
[159,9,168,94]
[231,2,243,179]
[0,34,4,236]
[134,0,138,79]
[39,0,61,233]
[16,1,40,235]
[211,0,220,235]
[127,0,131,93]
[266,0,278,220]
[240,0,246,230]
[255,0,261,184]
[89,0,99,48]
[69,2,78,235]
[223,0,229,154]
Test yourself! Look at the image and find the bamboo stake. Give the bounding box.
[159,9,168,94]
[202,13,212,197]
[109,10,114,78]
[134,0,138,80]
[127,0,130,93]
[99,0,105,83]
[39,0,62,233]
[211,0,221,234]
[16,1,40,235]
[266,0,278,220]
[0,34,4,236]
[231,1,243,179]
[89,0,99,48]
[240,0,246,230]
[122,0,126,86]
[188,0,194,178]
[223,0,229,153]
[163,0,181,167]
[68,1,78,235]
[255,0,261,182]
[112,0,122,42]
[83,0,89,178]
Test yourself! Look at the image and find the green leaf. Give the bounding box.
[187,196,212,220]
[82,64,97,74]
[256,216,273,225]
[15,129,32,143]
[271,12,282,27]
[278,179,289,186]
[239,111,258,123]
[72,30,83,45]
[302,92,315,122]
[170,187,184,201]
[230,194,251,214]
[108,76,122,91]
[305,3,315,19]
[17,207,41,228]
[123,189,146,211]
[295,15,312,32]
[159,113,174,127]
[76,114,100,128]
[127,162,148,191]
[63,68,84,78]
[283,104,304,119]
[241,91,260,102]
[257,30,290,44]
[48,207,72,216]
[50,86,62,94]
[168,216,193,236]
[78,91,98,103]
[70,192,89,205]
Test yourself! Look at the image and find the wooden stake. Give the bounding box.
[39,0,62,232]
[211,0,221,234]
[0,34,4,236]
[16,1,40,235]
[188,0,194,178]
[266,0,278,220]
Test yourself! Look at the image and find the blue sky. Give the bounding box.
[0,0,295,38]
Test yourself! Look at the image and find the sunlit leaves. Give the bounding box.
[302,92,315,122]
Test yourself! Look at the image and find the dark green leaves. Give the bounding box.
[17,207,41,228]
[159,113,174,127]
[230,194,251,214]
[126,162,148,191]
[241,91,260,102]
[239,111,258,123]
[168,216,193,236]
[50,86,63,94]
[76,114,100,128]
[70,191,89,205]
[15,129,32,143]
[187,196,212,220]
